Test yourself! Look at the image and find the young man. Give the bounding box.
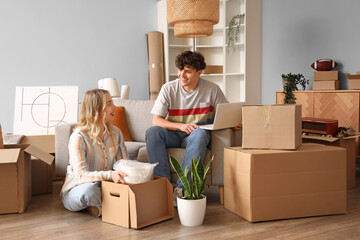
[145,51,228,201]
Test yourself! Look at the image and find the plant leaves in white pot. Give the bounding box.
[169,155,214,226]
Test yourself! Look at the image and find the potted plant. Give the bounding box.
[169,155,214,227]
[281,73,309,104]
[227,13,245,53]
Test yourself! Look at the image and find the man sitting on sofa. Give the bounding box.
[145,51,228,203]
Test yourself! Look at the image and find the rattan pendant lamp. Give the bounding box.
[167,0,219,38]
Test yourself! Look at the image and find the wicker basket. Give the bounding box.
[167,0,219,38]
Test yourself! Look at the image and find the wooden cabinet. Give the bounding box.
[276,90,360,132]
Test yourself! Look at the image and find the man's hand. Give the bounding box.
[232,123,242,131]
[179,123,199,134]
[111,170,127,184]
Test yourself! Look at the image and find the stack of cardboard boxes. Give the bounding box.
[224,104,347,222]
[313,70,339,90]
[346,72,360,89]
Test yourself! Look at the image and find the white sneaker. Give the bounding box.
[173,187,183,207]
[87,206,102,217]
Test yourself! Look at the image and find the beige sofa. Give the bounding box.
[55,99,242,201]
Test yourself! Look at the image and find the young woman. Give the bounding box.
[61,89,129,217]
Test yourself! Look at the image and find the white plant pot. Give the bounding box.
[177,195,207,227]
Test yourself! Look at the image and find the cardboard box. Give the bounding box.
[20,135,55,195]
[313,80,340,90]
[302,135,357,189]
[203,65,223,74]
[345,73,360,80]
[224,143,347,222]
[314,71,338,81]
[242,105,302,150]
[348,79,360,90]
[0,144,54,214]
[102,177,174,229]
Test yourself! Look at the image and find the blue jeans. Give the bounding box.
[62,182,102,211]
[145,126,210,188]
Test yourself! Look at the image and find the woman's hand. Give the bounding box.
[111,170,127,184]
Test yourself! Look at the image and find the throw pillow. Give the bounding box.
[112,106,133,142]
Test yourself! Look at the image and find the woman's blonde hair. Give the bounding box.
[77,89,112,143]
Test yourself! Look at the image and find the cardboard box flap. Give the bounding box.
[24,144,54,165]
[345,73,360,80]
[20,135,55,154]
[0,148,21,164]
[302,135,339,142]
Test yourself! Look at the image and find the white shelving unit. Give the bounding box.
[157,0,261,104]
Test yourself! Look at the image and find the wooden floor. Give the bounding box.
[1,171,360,240]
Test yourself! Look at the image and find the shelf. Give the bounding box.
[226,42,245,47]
[225,24,245,29]
[158,0,253,103]
[169,45,193,48]
[226,73,244,76]
[196,45,223,48]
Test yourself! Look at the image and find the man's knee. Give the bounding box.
[146,126,166,140]
[190,128,210,142]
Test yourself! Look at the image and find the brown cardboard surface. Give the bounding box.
[314,71,338,80]
[31,159,54,195]
[102,177,174,229]
[0,144,54,214]
[242,105,302,150]
[348,79,360,90]
[20,135,55,154]
[203,65,223,74]
[313,80,340,90]
[20,135,56,192]
[224,143,347,222]
[345,73,360,80]
[302,135,357,189]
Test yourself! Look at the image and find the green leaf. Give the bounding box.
[169,155,191,199]
[191,158,202,199]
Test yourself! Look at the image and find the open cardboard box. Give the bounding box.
[224,143,346,222]
[0,144,54,214]
[102,177,174,229]
[242,105,302,150]
[20,135,55,195]
[302,135,358,189]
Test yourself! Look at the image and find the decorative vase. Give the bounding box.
[177,195,207,227]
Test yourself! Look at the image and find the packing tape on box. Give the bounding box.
[263,105,272,128]
[263,105,272,148]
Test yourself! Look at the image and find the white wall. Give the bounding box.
[262,0,360,104]
[0,0,157,132]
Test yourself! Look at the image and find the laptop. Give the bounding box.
[199,102,243,130]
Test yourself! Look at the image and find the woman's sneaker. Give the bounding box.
[87,206,102,217]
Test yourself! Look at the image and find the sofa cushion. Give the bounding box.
[112,106,132,141]
[112,99,155,142]
[124,141,146,160]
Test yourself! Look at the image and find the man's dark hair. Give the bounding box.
[175,51,206,71]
